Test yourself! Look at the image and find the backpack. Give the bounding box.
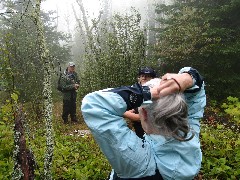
[57,73,64,92]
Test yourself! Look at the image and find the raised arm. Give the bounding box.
[81,83,157,177]
[159,67,204,96]
[159,67,206,134]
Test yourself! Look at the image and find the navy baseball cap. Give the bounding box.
[138,67,156,78]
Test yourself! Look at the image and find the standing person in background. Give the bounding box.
[60,62,80,124]
[124,67,156,138]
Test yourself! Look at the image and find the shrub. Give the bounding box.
[0,121,14,179]
[222,96,240,126]
[201,124,240,179]
[30,122,111,179]
[200,97,240,179]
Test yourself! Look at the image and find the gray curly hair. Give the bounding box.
[143,78,194,141]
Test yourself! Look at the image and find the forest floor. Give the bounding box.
[53,99,239,139]
[52,101,90,136]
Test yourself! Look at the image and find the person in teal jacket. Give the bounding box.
[60,62,80,123]
[81,67,206,179]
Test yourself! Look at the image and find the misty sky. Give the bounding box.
[41,0,153,33]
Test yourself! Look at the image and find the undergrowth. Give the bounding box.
[1,98,240,179]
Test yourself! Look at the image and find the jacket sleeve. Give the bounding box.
[179,67,203,93]
[82,83,151,122]
[179,67,206,134]
[81,87,156,178]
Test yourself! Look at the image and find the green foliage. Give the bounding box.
[2,99,240,179]
[0,33,14,95]
[79,9,158,99]
[0,92,16,179]
[222,96,240,125]
[201,123,240,179]
[0,121,14,179]
[0,120,111,179]
[0,0,72,105]
[51,135,110,179]
[1,1,240,179]
[1,99,109,179]
[199,96,240,179]
[153,0,240,100]
[0,92,18,122]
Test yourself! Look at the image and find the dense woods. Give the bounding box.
[153,0,240,100]
[0,0,239,179]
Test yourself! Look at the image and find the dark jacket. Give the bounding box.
[60,71,80,101]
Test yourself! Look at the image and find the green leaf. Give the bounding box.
[11,93,18,102]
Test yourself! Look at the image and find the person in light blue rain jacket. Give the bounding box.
[81,67,206,180]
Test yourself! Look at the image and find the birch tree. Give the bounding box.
[33,0,53,179]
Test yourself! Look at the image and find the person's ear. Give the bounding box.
[141,107,148,121]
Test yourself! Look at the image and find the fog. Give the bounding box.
[41,0,171,33]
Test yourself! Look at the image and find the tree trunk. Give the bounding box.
[13,105,35,180]
[34,0,54,179]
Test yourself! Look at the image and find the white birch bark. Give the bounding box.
[34,1,53,179]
